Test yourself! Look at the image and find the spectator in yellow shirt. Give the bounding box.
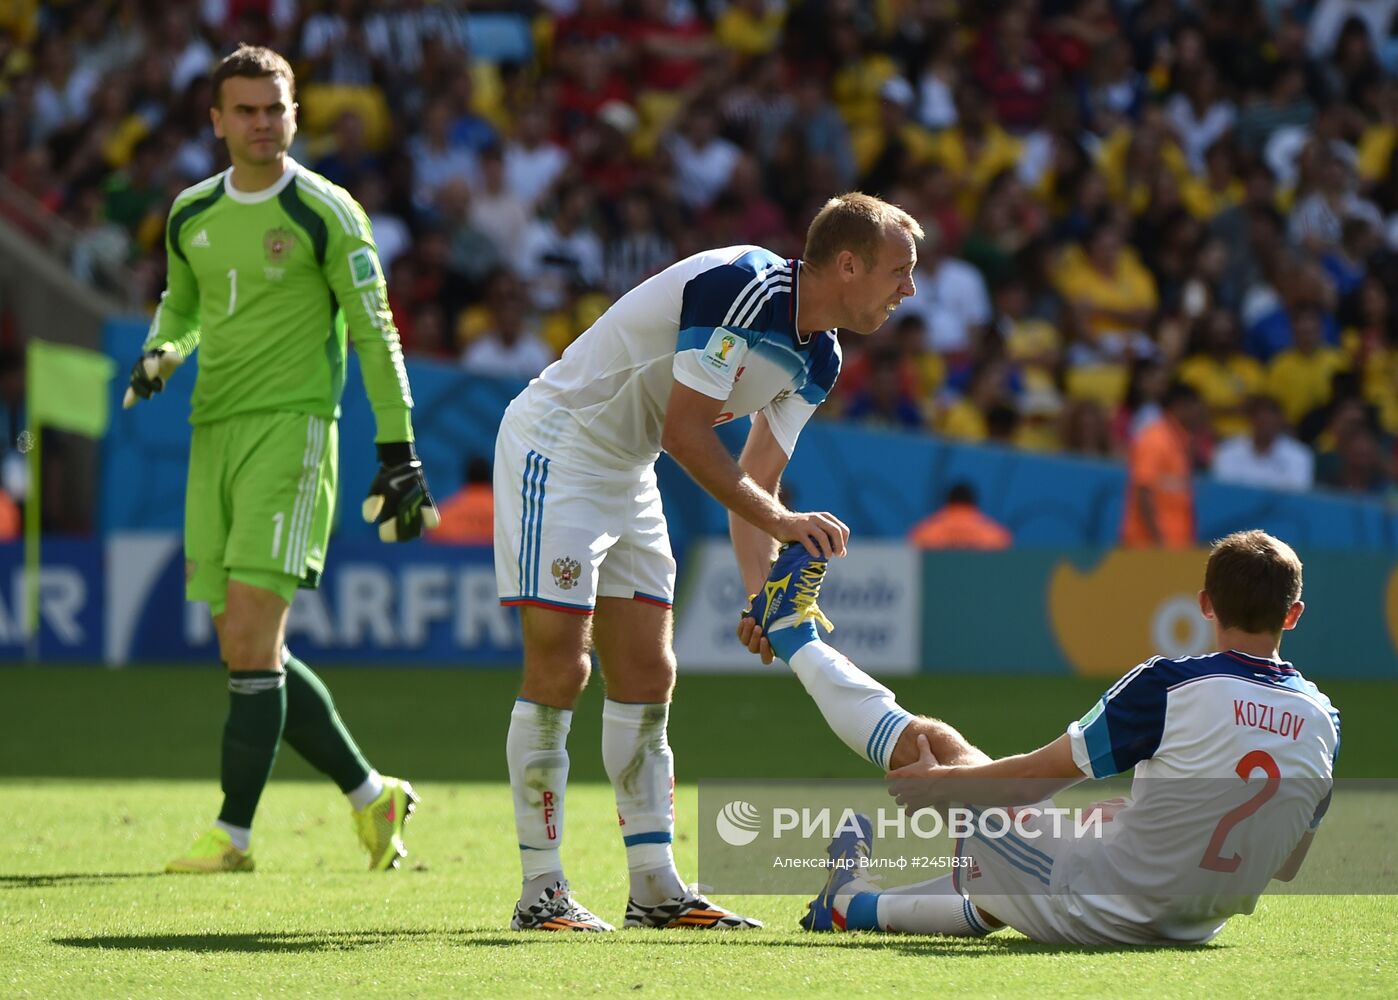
[1266,304,1350,426]
[1096,108,1191,215]
[830,20,899,131]
[937,360,1015,443]
[1053,215,1158,356]
[1176,309,1265,438]
[714,0,785,59]
[851,76,935,186]
[1344,276,1398,433]
[926,85,1023,217]
[1181,141,1246,221]
[997,277,1063,406]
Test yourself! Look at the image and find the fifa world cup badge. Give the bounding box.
[702,330,742,372]
[551,557,582,590]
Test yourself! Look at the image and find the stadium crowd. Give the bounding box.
[4,0,1398,501]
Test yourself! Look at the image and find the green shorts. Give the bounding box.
[185,411,337,616]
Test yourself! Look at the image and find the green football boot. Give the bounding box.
[353,776,420,871]
[165,828,255,874]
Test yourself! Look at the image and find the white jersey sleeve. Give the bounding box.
[761,392,819,457]
[671,256,790,400]
[673,327,752,400]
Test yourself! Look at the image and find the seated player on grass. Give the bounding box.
[740,530,1339,944]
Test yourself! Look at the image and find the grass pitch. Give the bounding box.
[5,668,1396,998]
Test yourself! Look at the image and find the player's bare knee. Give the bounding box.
[221,581,289,669]
[611,654,675,703]
[219,618,283,672]
[521,651,591,708]
[518,606,594,706]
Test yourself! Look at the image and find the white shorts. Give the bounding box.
[493,414,676,614]
[953,803,1086,945]
[954,804,1214,946]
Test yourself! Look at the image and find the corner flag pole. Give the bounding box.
[20,340,116,662]
[23,393,40,664]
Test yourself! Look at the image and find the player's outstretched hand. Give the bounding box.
[777,510,849,559]
[122,348,183,408]
[362,443,441,542]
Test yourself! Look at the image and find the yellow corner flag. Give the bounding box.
[24,340,115,660]
[27,339,115,438]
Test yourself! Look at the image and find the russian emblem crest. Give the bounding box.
[263,226,296,262]
[551,556,582,590]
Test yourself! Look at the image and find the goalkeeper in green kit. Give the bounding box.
[126,45,440,874]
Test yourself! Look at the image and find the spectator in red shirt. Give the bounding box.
[630,0,713,93]
[556,41,632,141]
[973,7,1058,132]
[553,0,631,71]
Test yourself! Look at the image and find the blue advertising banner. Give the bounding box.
[0,540,103,661]
[105,536,520,666]
[2,537,1396,676]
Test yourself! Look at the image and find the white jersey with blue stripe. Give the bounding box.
[1058,650,1339,942]
[505,245,840,471]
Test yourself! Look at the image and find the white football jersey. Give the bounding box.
[503,246,841,472]
[1061,650,1340,943]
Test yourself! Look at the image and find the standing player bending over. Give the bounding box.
[743,531,1338,944]
[496,194,921,930]
[126,46,439,874]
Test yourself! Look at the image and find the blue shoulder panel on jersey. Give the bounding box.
[1082,651,1331,778]
[678,250,790,335]
[797,332,843,404]
[1079,657,1173,778]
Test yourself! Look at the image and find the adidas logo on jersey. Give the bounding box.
[190,229,210,248]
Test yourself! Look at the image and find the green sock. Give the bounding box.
[281,651,372,793]
[217,671,287,829]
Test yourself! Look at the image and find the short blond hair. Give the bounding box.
[803,192,924,269]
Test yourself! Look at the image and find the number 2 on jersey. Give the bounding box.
[227,268,237,315]
[1198,749,1281,873]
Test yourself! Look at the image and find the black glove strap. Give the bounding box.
[376,441,417,466]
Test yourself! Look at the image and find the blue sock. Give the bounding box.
[843,892,881,931]
[768,619,819,663]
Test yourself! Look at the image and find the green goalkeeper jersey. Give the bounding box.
[143,159,413,442]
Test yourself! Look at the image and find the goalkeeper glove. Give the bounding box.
[362,442,441,542]
[123,347,183,408]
